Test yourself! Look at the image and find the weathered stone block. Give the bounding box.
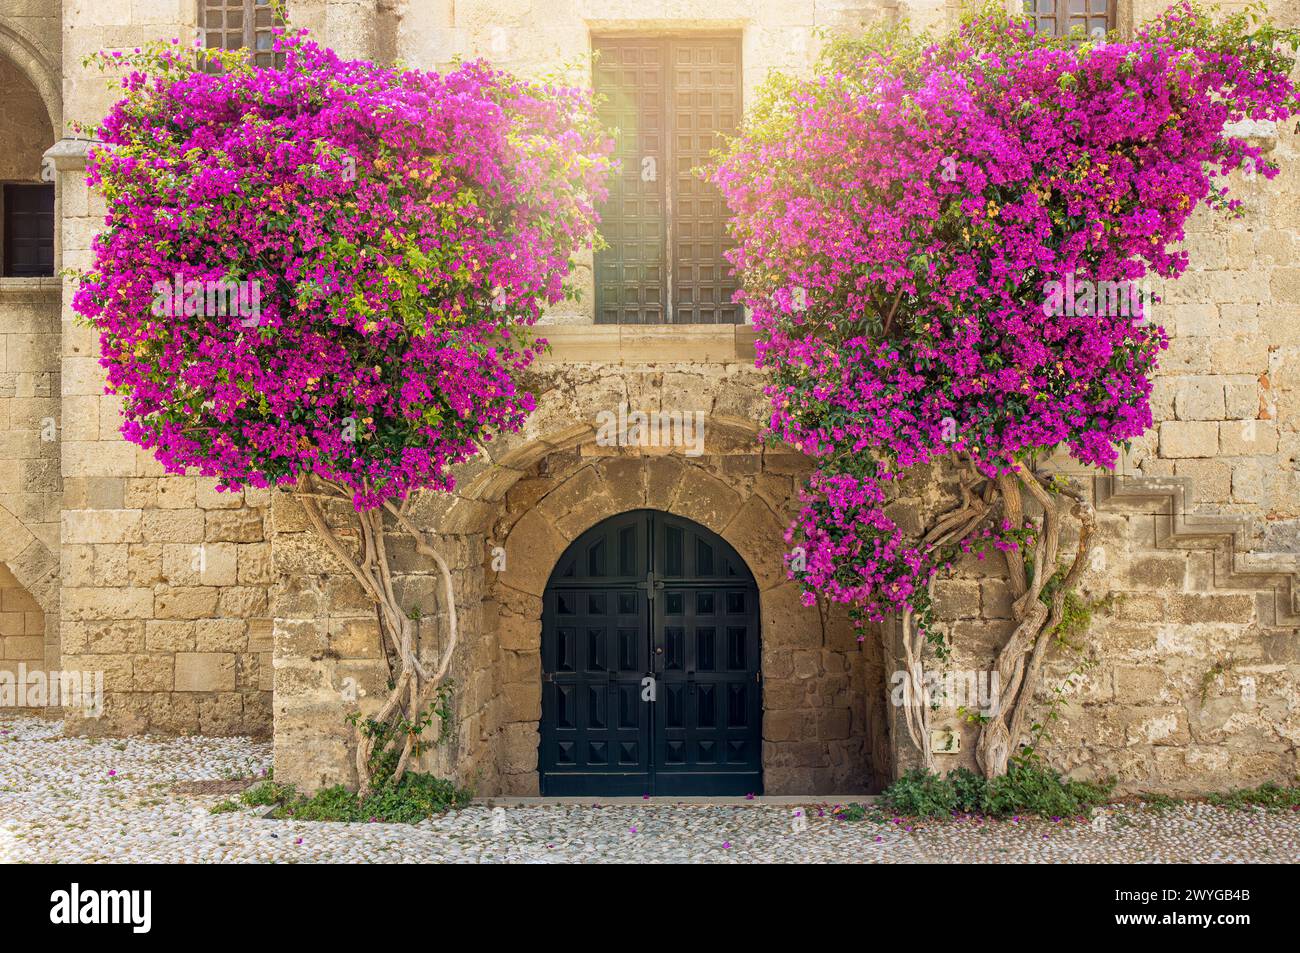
[1173,377,1226,419]
[1159,420,1218,458]
[144,620,195,653]
[205,509,264,543]
[195,618,246,653]
[174,652,236,692]
[1219,420,1278,455]
[154,586,219,620]
[933,579,980,618]
[63,509,142,544]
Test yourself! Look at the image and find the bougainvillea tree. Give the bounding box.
[74,33,611,793]
[712,2,1298,775]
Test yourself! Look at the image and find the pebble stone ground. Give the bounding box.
[1,716,1297,863]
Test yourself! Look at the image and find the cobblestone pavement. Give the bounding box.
[2,717,1297,863]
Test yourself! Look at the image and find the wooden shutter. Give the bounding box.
[2,184,55,278]
[594,36,743,325]
[594,40,668,325]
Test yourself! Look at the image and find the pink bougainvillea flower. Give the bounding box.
[711,3,1298,623]
[75,30,611,512]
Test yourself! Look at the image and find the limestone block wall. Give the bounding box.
[930,483,1294,790]
[1120,0,1300,549]
[58,483,274,736]
[270,491,490,790]
[0,3,62,693]
[0,279,61,681]
[0,282,60,555]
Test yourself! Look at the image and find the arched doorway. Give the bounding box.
[539,509,762,796]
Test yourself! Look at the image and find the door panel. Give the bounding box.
[593,41,667,325]
[539,510,762,796]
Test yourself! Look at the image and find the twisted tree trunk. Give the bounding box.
[974,464,1096,777]
[885,460,1097,780]
[296,474,459,797]
[890,462,998,774]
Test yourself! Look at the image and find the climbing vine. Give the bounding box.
[712,2,1299,775]
[74,31,612,794]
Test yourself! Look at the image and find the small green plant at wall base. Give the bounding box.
[833,802,872,822]
[348,682,456,786]
[239,781,296,808]
[1207,782,1300,811]
[880,769,960,817]
[216,773,472,823]
[880,764,1112,819]
[1138,793,1183,813]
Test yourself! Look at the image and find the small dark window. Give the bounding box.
[199,0,286,69]
[1024,0,1116,40]
[2,184,55,277]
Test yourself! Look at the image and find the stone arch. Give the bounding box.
[0,23,61,140]
[0,503,60,685]
[0,504,58,616]
[430,364,775,535]
[486,444,891,796]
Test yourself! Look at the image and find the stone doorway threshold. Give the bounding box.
[475,795,878,807]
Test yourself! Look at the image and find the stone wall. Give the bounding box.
[923,468,1300,793]
[0,0,1291,794]
[271,491,488,790]
[0,281,59,557]
[0,278,61,683]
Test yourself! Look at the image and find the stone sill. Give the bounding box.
[536,324,758,365]
[0,277,60,300]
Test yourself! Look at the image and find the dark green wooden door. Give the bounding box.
[539,510,762,796]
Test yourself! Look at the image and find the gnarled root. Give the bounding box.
[975,465,1096,777]
[296,475,459,798]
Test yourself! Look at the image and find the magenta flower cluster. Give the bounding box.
[712,5,1298,622]
[75,33,612,509]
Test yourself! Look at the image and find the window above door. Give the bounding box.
[593,36,743,325]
